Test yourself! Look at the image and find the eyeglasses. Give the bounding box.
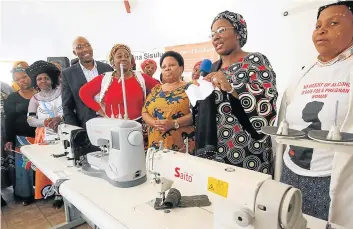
[209,26,234,39]
[75,43,91,50]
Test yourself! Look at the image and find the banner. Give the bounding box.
[99,41,218,81]
[165,41,219,73]
[130,48,163,81]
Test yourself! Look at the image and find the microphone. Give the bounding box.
[199,59,212,79]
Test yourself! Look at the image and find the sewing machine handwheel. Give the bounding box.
[128,131,143,146]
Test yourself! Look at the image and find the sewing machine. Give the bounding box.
[82,117,147,187]
[57,124,83,162]
[80,64,147,187]
[146,148,308,229]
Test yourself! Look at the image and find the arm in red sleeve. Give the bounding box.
[79,75,103,112]
[142,73,160,91]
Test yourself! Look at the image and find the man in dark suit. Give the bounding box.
[61,36,113,128]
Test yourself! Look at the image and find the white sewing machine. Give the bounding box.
[80,63,147,187]
[82,117,147,187]
[146,148,309,229]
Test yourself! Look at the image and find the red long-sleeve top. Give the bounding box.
[79,73,159,120]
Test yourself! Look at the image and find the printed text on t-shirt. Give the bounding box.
[301,82,350,99]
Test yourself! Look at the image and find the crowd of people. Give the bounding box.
[1,2,353,228]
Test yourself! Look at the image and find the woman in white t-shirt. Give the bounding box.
[278,2,353,226]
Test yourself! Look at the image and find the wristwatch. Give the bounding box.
[174,119,180,129]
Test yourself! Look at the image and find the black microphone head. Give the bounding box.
[199,59,212,77]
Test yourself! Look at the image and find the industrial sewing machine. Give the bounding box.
[146,147,308,229]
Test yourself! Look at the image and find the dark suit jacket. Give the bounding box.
[61,61,113,128]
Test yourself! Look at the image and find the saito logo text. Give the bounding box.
[174,167,193,182]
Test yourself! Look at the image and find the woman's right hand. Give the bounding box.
[4,142,13,151]
[98,109,106,117]
[192,72,221,86]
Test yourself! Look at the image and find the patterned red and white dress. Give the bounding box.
[214,52,278,174]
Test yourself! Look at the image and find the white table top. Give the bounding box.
[21,144,341,229]
[21,144,213,229]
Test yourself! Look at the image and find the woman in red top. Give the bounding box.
[79,44,159,121]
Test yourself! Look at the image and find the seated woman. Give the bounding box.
[142,51,195,153]
[141,59,157,77]
[194,11,278,174]
[26,61,63,206]
[278,2,353,226]
[79,44,159,147]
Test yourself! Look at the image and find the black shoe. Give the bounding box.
[22,198,34,206]
[1,196,7,207]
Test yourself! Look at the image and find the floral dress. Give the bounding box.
[143,84,195,153]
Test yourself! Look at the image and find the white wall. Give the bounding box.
[0,0,336,92]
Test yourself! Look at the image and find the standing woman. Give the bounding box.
[4,62,36,205]
[142,51,195,153]
[141,59,157,77]
[192,61,202,80]
[194,11,278,175]
[10,61,29,92]
[26,61,63,204]
[80,44,159,148]
[278,2,353,226]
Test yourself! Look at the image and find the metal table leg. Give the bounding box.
[50,198,86,229]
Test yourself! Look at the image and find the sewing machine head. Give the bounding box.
[58,123,83,158]
[83,117,147,188]
[86,118,144,153]
[147,147,307,229]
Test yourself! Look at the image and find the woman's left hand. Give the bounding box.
[154,120,174,132]
[204,71,233,92]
